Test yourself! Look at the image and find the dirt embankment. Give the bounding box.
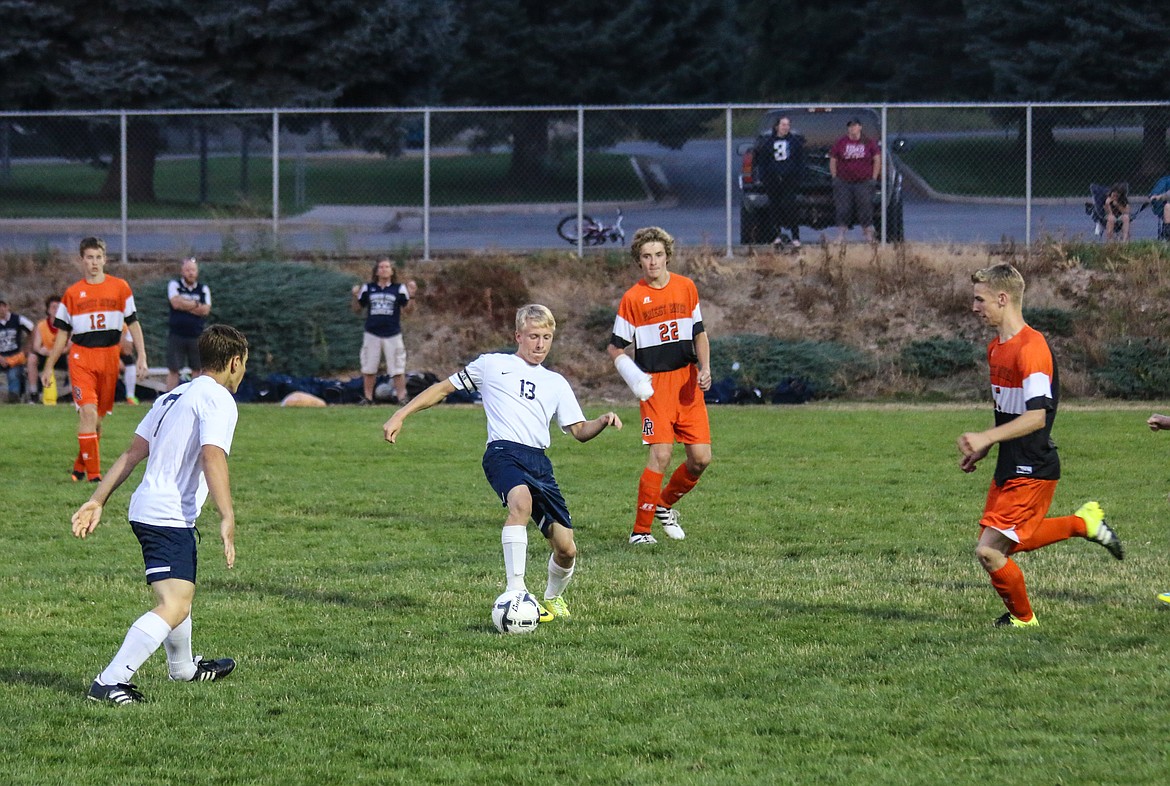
[4,241,1165,401]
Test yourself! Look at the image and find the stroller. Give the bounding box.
[1085,183,1147,238]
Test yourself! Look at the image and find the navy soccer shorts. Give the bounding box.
[481,440,572,536]
[131,522,198,584]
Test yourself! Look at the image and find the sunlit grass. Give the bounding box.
[2,402,1169,785]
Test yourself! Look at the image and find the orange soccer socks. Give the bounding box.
[633,469,664,535]
[78,432,101,481]
[659,463,700,510]
[988,559,1034,622]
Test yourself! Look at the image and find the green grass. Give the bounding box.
[899,137,1156,198]
[2,403,1169,784]
[0,153,645,219]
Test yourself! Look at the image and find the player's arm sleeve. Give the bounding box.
[52,301,72,333]
[198,392,239,454]
[123,290,138,322]
[1019,344,1055,411]
[610,305,635,349]
[449,355,486,392]
[554,379,586,433]
[203,286,212,309]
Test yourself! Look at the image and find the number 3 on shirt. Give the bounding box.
[658,321,679,342]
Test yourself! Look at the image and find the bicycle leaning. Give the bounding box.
[556,208,624,246]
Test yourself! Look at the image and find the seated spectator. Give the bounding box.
[27,294,68,403]
[1104,182,1130,242]
[0,294,34,402]
[1150,174,1170,240]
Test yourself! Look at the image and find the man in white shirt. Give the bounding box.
[383,304,622,623]
[71,324,249,705]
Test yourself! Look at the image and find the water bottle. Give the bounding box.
[43,372,57,405]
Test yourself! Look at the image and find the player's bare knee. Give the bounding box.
[554,541,576,563]
[687,454,711,476]
[975,546,1003,572]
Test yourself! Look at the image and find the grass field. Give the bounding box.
[0,152,645,219]
[899,137,1157,199]
[2,402,1169,785]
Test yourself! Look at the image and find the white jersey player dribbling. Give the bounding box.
[383,304,623,625]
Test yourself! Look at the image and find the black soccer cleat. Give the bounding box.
[184,655,236,682]
[87,679,145,705]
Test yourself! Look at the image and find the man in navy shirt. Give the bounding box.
[351,257,417,405]
[166,258,211,391]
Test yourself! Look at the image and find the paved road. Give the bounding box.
[0,139,1137,256]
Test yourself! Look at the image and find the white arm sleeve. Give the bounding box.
[614,353,654,401]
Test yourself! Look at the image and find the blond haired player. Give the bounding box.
[384,304,622,622]
[959,263,1123,628]
[608,226,712,545]
[41,237,148,482]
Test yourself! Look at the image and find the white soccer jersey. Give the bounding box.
[128,375,239,528]
[450,353,585,449]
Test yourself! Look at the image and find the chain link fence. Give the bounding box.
[1,102,1167,259]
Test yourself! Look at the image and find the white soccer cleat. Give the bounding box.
[655,506,685,540]
[628,533,658,545]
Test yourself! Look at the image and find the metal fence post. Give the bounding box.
[120,112,128,263]
[880,104,888,245]
[725,106,733,257]
[576,106,585,258]
[1025,105,1032,249]
[423,108,431,262]
[272,111,280,242]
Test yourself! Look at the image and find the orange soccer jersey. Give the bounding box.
[56,275,138,415]
[612,272,710,446]
[986,325,1059,485]
[981,325,1062,538]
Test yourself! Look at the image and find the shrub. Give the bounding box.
[1023,306,1076,337]
[708,334,871,398]
[1090,337,1170,399]
[424,259,530,329]
[899,337,979,379]
[135,261,364,378]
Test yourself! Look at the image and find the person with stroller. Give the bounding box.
[1104,182,1130,242]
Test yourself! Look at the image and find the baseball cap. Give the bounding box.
[0,293,7,304]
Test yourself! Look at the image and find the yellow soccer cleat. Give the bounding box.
[1156,591,1170,607]
[535,599,554,623]
[1076,501,1124,560]
[545,595,571,620]
[994,612,1039,628]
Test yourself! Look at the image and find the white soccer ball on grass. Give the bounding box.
[491,590,541,634]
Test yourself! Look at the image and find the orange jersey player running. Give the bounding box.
[607,226,712,545]
[41,237,148,482]
[957,262,1123,629]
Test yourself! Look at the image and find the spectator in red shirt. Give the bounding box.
[829,118,882,243]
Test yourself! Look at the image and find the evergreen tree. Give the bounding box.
[443,0,741,180]
[964,0,1170,175]
[0,1,458,201]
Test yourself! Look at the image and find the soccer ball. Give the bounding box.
[491,590,541,634]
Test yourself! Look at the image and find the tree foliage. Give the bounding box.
[442,0,742,177]
[0,0,459,200]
